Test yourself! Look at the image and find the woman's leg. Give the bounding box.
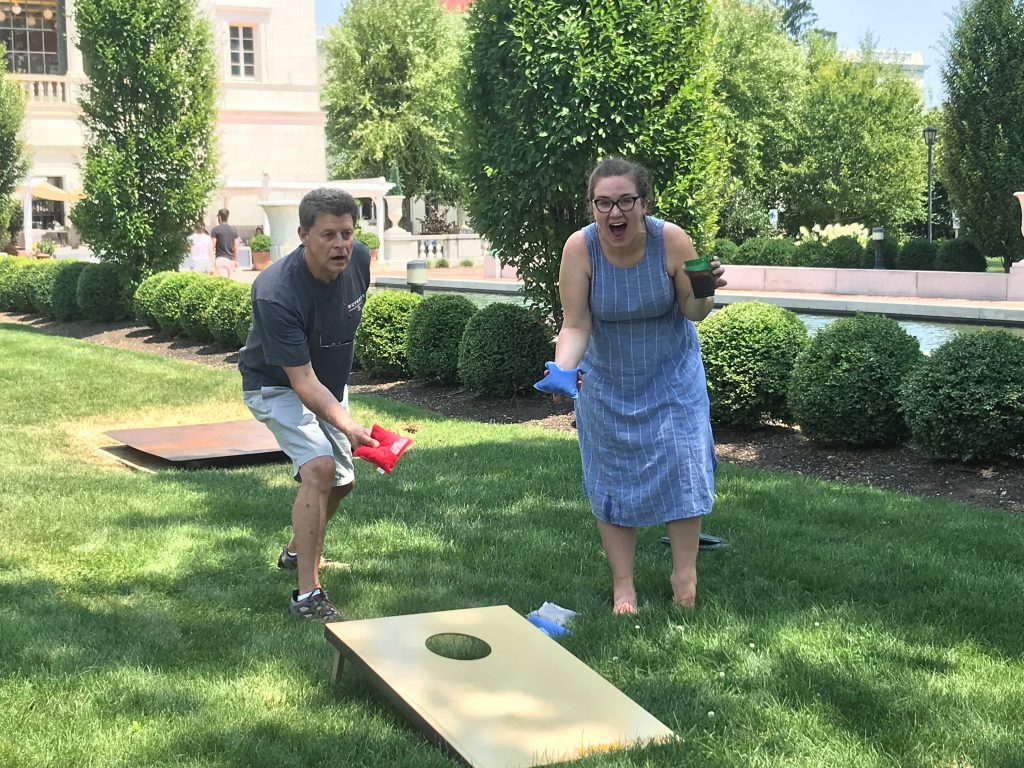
[665,516,701,608]
[597,521,638,614]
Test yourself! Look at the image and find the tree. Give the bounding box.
[941,0,1024,271]
[773,0,818,39]
[778,35,926,235]
[0,43,28,248]
[463,0,726,323]
[71,0,218,280]
[322,0,465,206]
[711,0,805,224]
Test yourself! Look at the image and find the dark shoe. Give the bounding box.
[289,588,344,623]
[277,547,298,570]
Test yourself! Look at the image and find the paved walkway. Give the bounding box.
[234,265,1024,324]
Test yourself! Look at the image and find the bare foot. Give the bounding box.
[612,591,638,615]
[670,572,696,609]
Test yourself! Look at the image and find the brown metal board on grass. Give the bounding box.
[324,605,675,768]
[104,419,284,466]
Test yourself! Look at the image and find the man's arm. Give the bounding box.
[283,363,376,449]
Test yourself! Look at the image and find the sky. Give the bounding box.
[314,0,961,106]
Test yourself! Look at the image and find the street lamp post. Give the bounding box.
[872,227,885,270]
[924,125,937,241]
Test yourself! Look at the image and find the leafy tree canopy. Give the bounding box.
[940,0,1024,270]
[462,0,726,322]
[0,43,28,242]
[779,35,926,235]
[322,0,465,205]
[71,0,218,280]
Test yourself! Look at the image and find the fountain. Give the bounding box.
[257,201,301,262]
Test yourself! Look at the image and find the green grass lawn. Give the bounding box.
[1,323,1022,768]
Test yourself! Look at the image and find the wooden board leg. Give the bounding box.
[330,649,345,685]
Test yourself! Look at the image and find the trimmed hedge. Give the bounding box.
[708,238,739,264]
[134,271,175,327]
[697,302,809,426]
[0,258,41,312]
[736,236,795,266]
[934,238,986,272]
[26,259,67,316]
[151,272,205,335]
[76,262,134,322]
[792,239,828,268]
[406,293,478,384]
[355,290,422,377]
[900,330,1024,461]
[205,281,251,347]
[788,314,923,446]
[895,238,937,270]
[458,302,552,396]
[51,260,91,320]
[180,275,232,341]
[822,236,864,269]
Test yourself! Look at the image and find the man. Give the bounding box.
[239,188,376,622]
[210,208,239,276]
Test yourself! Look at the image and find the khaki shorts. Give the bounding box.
[243,385,354,486]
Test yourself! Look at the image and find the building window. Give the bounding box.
[33,176,65,229]
[229,24,256,79]
[0,0,65,75]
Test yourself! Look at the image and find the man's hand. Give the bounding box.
[340,420,378,451]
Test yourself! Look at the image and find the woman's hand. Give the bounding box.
[711,257,727,290]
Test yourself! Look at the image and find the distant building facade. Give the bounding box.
[840,48,928,99]
[4,0,326,234]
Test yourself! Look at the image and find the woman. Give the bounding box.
[184,222,214,274]
[552,157,725,613]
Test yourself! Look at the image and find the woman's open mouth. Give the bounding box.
[608,222,628,240]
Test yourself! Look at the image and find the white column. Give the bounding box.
[374,194,386,263]
[22,186,33,254]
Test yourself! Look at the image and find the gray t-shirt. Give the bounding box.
[238,244,371,399]
[211,223,238,259]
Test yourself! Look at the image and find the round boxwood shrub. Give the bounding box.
[788,314,923,446]
[151,272,204,335]
[899,330,1024,461]
[895,238,937,270]
[0,259,42,313]
[180,275,232,341]
[232,288,254,347]
[822,236,864,269]
[133,271,175,327]
[205,281,251,347]
[406,293,478,384]
[51,260,91,320]
[458,302,553,397]
[934,238,986,272]
[355,290,422,377]
[859,238,898,269]
[27,259,67,316]
[76,262,134,322]
[736,236,796,266]
[791,239,828,268]
[708,238,739,264]
[697,302,810,426]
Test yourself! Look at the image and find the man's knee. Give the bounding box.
[298,455,336,489]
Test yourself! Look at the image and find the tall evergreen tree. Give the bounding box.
[0,43,28,247]
[941,0,1024,270]
[462,0,725,322]
[773,0,818,39]
[71,0,218,280]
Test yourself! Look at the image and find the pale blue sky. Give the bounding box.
[314,0,961,106]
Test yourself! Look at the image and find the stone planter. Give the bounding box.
[252,251,272,271]
[384,195,408,234]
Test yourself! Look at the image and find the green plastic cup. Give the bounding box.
[685,256,715,299]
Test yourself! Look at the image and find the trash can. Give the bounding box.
[406,259,428,295]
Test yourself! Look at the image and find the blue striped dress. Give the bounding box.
[575,217,716,526]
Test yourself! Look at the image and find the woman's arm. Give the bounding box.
[553,231,592,369]
[664,223,721,322]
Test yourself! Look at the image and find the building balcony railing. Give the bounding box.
[12,74,83,106]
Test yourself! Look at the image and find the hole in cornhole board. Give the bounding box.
[103,419,286,470]
[325,605,675,768]
[425,633,492,661]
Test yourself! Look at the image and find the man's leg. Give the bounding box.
[292,456,336,595]
[597,521,638,614]
[285,482,352,564]
[665,516,701,608]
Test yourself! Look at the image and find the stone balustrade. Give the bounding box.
[13,75,82,106]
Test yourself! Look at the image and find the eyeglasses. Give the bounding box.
[591,195,641,214]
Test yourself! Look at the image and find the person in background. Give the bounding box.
[238,188,376,622]
[184,222,213,273]
[211,208,239,277]
[549,156,726,614]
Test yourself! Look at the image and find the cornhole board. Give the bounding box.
[104,419,285,469]
[324,605,675,767]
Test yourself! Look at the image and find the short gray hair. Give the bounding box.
[298,188,360,230]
